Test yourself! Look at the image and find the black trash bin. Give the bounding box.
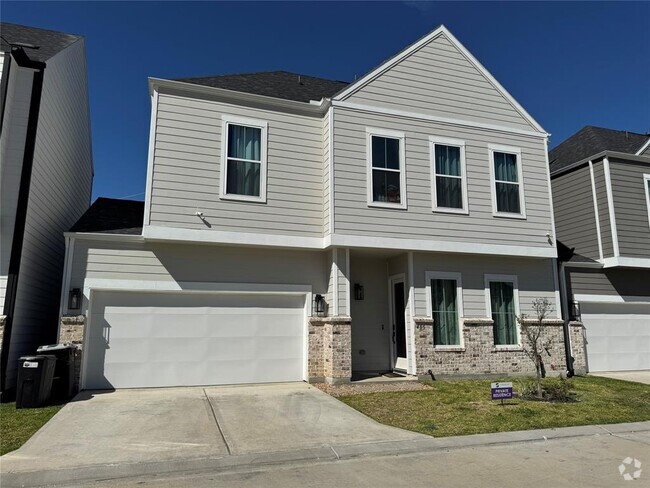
[16,355,56,409]
[37,344,76,401]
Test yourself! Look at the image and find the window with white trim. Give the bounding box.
[426,271,463,347]
[220,116,268,202]
[488,145,525,217]
[485,274,520,346]
[644,174,650,229]
[367,129,406,208]
[430,137,468,213]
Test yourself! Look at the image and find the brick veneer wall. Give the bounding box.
[308,316,351,384]
[414,316,586,378]
[59,315,85,392]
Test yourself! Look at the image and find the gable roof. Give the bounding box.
[69,198,144,235]
[331,25,547,135]
[174,71,349,103]
[549,126,650,174]
[0,22,82,63]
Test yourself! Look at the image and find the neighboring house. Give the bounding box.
[550,126,650,373]
[0,23,93,396]
[60,25,584,390]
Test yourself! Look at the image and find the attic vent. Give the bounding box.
[298,75,303,85]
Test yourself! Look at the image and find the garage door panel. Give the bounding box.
[581,302,650,372]
[85,291,306,389]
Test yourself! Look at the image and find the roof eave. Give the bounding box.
[550,150,650,178]
[149,77,331,115]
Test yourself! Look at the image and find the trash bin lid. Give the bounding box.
[19,355,56,361]
[37,344,75,352]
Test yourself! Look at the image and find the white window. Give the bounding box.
[429,137,468,214]
[488,144,526,218]
[644,174,650,229]
[366,128,407,209]
[425,271,464,348]
[484,274,520,347]
[220,115,268,202]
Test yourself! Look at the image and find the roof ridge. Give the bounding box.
[176,70,349,84]
[0,21,82,39]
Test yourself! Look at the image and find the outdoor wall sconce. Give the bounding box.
[354,283,364,301]
[68,288,81,310]
[570,300,581,321]
[314,294,326,317]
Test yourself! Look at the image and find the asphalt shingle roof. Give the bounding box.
[174,71,349,103]
[549,126,649,174]
[70,198,144,235]
[0,22,82,63]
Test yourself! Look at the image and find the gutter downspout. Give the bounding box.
[558,261,574,377]
[0,47,46,398]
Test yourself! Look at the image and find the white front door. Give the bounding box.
[84,291,306,389]
[581,302,650,372]
[389,277,407,371]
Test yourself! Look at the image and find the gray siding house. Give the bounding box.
[60,26,583,390]
[550,126,650,373]
[0,23,93,396]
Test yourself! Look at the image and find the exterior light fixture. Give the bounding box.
[570,300,581,321]
[354,284,364,301]
[68,288,81,310]
[314,294,326,317]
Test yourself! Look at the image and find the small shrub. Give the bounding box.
[516,377,538,399]
[542,376,576,402]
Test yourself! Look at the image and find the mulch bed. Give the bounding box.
[314,381,433,398]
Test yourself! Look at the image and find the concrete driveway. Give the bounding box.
[0,383,423,474]
[591,370,650,384]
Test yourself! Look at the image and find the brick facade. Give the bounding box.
[414,316,586,378]
[308,316,351,384]
[58,315,86,392]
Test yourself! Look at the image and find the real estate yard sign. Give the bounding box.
[491,382,513,402]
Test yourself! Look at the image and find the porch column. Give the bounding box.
[308,316,351,384]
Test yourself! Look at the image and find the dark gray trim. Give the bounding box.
[0,52,45,397]
[0,52,11,135]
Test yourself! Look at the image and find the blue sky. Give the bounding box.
[3,1,649,201]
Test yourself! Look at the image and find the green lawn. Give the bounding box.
[0,403,64,456]
[339,376,650,437]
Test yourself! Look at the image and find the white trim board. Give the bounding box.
[602,157,620,257]
[332,25,547,136]
[644,173,650,229]
[636,138,650,156]
[573,294,650,304]
[588,161,604,261]
[602,257,650,269]
[332,100,545,139]
[143,88,159,227]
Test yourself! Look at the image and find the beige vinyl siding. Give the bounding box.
[413,254,559,318]
[609,159,650,258]
[6,39,93,384]
[567,268,650,298]
[592,160,614,257]
[551,166,600,260]
[69,240,328,316]
[345,33,536,132]
[0,65,34,307]
[323,110,331,235]
[149,91,324,237]
[332,106,553,248]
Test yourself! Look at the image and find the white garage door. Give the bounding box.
[84,291,306,389]
[581,302,650,372]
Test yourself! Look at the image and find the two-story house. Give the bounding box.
[0,23,93,397]
[58,26,584,390]
[551,126,650,374]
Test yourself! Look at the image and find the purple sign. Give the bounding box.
[491,382,513,400]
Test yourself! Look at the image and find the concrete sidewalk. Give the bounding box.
[2,420,649,488]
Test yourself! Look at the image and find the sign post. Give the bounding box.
[491,382,513,405]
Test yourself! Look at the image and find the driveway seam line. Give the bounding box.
[203,388,232,456]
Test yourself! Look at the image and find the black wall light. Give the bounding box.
[314,294,326,317]
[68,288,81,310]
[354,284,364,301]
